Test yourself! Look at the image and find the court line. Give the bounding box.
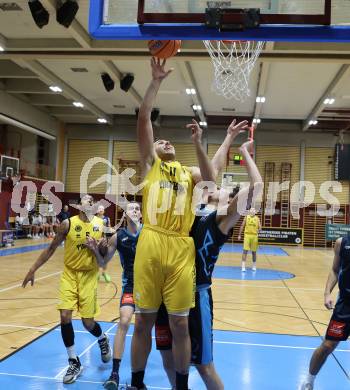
[0,271,61,293]
[213,281,323,291]
[0,372,170,388]
[54,322,118,379]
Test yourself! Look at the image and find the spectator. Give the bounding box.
[32,212,43,239]
[15,214,32,238]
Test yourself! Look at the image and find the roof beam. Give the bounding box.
[29,94,73,107]
[0,60,38,79]
[302,64,350,131]
[47,107,94,117]
[4,51,350,63]
[5,79,55,94]
[22,60,111,122]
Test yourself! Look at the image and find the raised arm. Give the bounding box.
[211,119,249,178]
[138,58,173,176]
[187,119,215,182]
[324,238,342,310]
[219,140,263,236]
[22,220,69,287]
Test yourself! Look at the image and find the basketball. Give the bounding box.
[148,40,181,59]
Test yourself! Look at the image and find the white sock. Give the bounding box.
[66,345,77,360]
[98,332,106,341]
[306,373,316,384]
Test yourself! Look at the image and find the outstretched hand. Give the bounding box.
[22,269,35,288]
[187,119,203,144]
[151,57,173,81]
[227,119,249,138]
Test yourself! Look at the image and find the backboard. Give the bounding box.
[90,0,350,41]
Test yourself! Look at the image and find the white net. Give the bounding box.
[203,40,265,101]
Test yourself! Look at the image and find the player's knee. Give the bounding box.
[134,314,154,335]
[81,317,95,330]
[169,316,189,339]
[60,310,72,324]
[119,315,132,330]
[196,363,213,377]
[321,340,338,355]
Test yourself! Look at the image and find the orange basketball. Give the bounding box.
[148,40,181,59]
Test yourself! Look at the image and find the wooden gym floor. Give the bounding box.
[0,238,335,361]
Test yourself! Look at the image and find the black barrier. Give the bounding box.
[258,227,303,246]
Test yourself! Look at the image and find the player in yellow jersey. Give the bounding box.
[129,57,249,390]
[238,207,262,272]
[22,195,111,384]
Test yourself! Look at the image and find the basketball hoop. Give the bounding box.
[203,40,264,101]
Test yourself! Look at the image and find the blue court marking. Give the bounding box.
[1,320,350,389]
[221,243,288,256]
[89,0,350,42]
[0,243,49,256]
[213,266,295,281]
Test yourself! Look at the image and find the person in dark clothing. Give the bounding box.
[301,236,350,390]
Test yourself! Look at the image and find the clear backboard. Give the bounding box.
[89,0,350,41]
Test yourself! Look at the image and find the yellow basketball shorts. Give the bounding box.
[57,266,100,318]
[134,227,196,313]
[243,234,259,252]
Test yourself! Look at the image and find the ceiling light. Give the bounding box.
[192,104,202,111]
[186,88,196,95]
[324,98,335,105]
[49,86,62,93]
[309,120,318,125]
[98,118,107,124]
[73,102,84,108]
[256,96,266,103]
[253,118,261,124]
[199,121,207,127]
[0,46,4,52]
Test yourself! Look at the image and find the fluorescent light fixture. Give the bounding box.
[199,121,207,127]
[253,118,261,124]
[73,102,84,108]
[186,88,196,95]
[0,46,4,52]
[98,118,107,124]
[309,120,318,125]
[49,86,62,93]
[324,98,335,105]
[256,96,266,103]
[192,104,202,111]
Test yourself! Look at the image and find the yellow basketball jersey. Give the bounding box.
[244,215,260,236]
[142,157,195,235]
[64,215,103,271]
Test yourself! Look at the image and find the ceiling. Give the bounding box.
[0,1,350,134]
